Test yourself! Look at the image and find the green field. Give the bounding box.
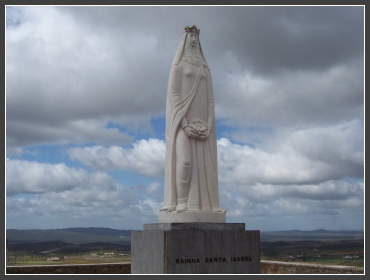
[260,238,364,267]
[8,234,363,268]
[8,251,131,266]
[261,256,364,267]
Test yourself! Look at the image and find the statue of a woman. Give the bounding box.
[159,25,226,223]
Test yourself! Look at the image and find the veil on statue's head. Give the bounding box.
[171,25,209,67]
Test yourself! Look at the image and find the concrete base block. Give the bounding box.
[158,211,226,223]
[131,223,260,274]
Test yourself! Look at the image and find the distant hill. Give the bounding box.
[9,241,72,253]
[6,227,131,245]
[6,227,363,245]
[63,227,131,237]
[260,229,364,241]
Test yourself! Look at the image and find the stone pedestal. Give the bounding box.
[131,223,260,274]
[158,211,226,223]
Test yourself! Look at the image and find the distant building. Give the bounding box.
[47,257,61,261]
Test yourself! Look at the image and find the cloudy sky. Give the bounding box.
[5,6,364,231]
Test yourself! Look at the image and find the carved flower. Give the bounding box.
[188,119,209,136]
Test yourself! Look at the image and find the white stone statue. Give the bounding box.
[159,25,226,223]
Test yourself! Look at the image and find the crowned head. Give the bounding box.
[183,25,200,34]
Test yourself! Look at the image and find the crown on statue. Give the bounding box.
[183,25,200,34]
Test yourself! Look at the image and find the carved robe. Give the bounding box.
[162,32,222,212]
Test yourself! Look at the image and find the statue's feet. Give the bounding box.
[176,204,187,213]
[160,205,176,213]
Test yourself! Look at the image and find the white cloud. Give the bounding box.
[6,158,163,229]
[220,181,363,231]
[217,120,363,185]
[215,58,363,128]
[6,6,169,155]
[223,180,364,203]
[289,121,364,169]
[6,160,89,196]
[6,119,133,151]
[6,191,160,230]
[67,138,166,177]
